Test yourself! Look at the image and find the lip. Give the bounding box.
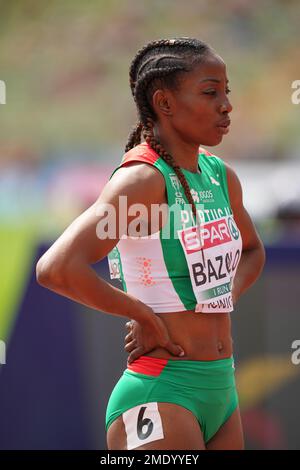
[216,119,231,135]
[216,119,231,128]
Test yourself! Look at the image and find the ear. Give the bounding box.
[152,89,175,117]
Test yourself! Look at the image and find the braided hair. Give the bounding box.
[125,37,212,232]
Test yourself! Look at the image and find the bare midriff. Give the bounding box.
[140,197,233,362]
[145,310,233,361]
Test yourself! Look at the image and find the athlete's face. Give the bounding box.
[168,53,232,146]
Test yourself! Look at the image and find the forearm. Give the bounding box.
[232,244,266,304]
[37,259,153,323]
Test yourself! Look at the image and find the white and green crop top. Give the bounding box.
[107,143,242,313]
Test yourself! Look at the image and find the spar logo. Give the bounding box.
[179,218,232,254]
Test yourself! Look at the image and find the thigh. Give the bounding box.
[205,406,244,450]
[107,402,206,450]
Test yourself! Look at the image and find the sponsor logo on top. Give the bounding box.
[179,218,233,254]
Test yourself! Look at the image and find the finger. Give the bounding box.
[124,339,137,352]
[127,346,145,365]
[125,332,133,343]
[165,341,185,357]
[125,321,132,331]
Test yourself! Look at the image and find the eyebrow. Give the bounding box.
[200,78,229,84]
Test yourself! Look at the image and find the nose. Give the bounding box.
[220,96,233,114]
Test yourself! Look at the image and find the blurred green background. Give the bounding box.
[1,0,299,156]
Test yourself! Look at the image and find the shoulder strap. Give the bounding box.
[109,143,160,180]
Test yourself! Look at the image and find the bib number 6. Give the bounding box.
[123,402,164,449]
[137,406,154,440]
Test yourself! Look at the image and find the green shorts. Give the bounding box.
[105,355,239,444]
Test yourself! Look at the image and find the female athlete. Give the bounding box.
[36,37,265,450]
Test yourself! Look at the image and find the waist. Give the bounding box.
[145,310,233,361]
[127,355,236,388]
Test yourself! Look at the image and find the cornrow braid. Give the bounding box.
[129,39,175,96]
[125,122,143,153]
[125,37,212,264]
[134,65,187,120]
[142,119,206,267]
[142,120,198,219]
[129,37,207,97]
[125,63,188,152]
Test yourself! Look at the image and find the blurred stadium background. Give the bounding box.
[0,0,300,450]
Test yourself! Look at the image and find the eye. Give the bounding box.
[203,89,217,96]
[203,88,231,96]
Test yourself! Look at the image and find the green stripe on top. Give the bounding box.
[153,158,197,310]
[153,151,232,310]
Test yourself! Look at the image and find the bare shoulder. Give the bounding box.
[36,162,167,271]
[103,162,166,206]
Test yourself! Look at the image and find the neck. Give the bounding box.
[153,125,200,173]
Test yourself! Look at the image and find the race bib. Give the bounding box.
[178,215,242,313]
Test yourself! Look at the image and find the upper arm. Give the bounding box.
[224,162,263,251]
[37,163,165,273]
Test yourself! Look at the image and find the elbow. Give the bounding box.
[36,255,64,290]
[36,257,48,287]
